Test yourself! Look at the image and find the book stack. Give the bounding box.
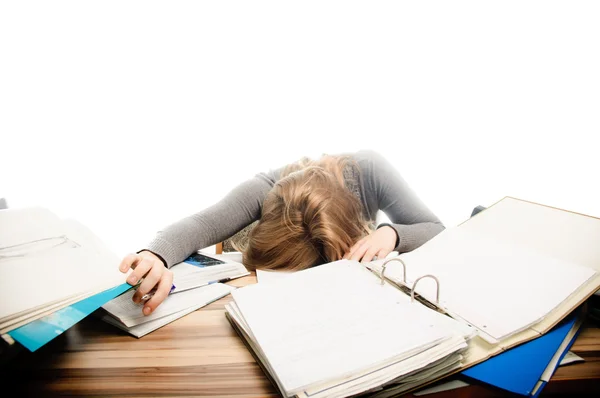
[226,197,600,398]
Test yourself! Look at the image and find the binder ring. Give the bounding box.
[410,274,440,304]
[380,257,407,285]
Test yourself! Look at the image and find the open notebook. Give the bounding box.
[98,249,248,337]
[369,197,600,344]
[225,197,600,398]
[100,282,236,338]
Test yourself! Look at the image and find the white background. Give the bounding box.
[1,1,599,258]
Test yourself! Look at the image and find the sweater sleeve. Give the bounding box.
[357,150,445,253]
[144,171,280,268]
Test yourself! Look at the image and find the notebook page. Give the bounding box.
[103,283,235,327]
[461,197,600,272]
[232,260,468,395]
[103,284,235,337]
[256,269,292,284]
[171,261,248,292]
[398,227,596,341]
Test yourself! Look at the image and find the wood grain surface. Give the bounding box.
[3,273,599,397]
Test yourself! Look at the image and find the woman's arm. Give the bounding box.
[118,169,281,315]
[146,172,279,268]
[357,150,445,253]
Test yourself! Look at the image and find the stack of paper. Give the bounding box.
[226,260,475,398]
[254,267,589,397]
[99,251,248,337]
[0,206,132,351]
[1,207,250,350]
[100,282,236,337]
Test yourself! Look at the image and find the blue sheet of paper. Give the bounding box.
[9,283,132,352]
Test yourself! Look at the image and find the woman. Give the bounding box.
[119,150,444,315]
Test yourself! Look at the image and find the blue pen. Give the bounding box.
[140,284,176,302]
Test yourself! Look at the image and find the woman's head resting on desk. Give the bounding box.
[242,155,373,271]
[121,150,418,315]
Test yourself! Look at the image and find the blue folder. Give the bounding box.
[461,310,582,396]
[8,283,132,352]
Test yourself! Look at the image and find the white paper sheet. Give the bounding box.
[380,226,596,341]
[102,283,236,336]
[102,282,235,328]
[256,269,292,284]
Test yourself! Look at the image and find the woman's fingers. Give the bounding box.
[132,261,163,303]
[117,250,173,315]
[377,247,392,261]
[119,253,139,273]
[348,241,370,262]
[126,256,153,286]
[344,237,367,260]
[143,270,174,315]
[361,246,380,263]
[344,227,398,262]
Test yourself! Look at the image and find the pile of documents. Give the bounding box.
[226,197,600,398]
[0,206,131,351]
[99,252,249,337]
[227,260,476,398]
[255,267,589,397]
[0,206,249,351]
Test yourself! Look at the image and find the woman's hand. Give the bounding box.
[118,250,173,316]
[343,226,398,263]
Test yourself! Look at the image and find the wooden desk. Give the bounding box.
[4,274,600,397]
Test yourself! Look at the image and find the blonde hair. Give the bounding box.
[242,155,372,271]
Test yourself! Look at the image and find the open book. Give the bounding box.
[170,251,249,293]
[225,197,600,398]
[100,282,236,338]
[100,251,248,337]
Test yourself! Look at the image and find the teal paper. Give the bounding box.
[9,283,132,352]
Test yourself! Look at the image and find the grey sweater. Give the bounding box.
[146,150,444,268]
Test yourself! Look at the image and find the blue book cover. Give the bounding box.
[8,283,132,352]
[461,310,581,396]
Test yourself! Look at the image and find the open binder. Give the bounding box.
[225,196,600,397]
[370,196,600,344]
